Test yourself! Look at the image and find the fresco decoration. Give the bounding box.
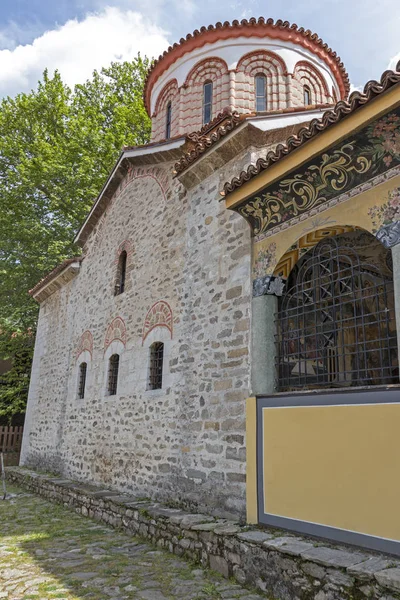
[104,316,127,351]
[252,243,277,279]
[368,186,400,248]
[142,300,173,344]
[236,107,400,237]
[76,330,93,361]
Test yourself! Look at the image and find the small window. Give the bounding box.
[149,342,164,390]
[166,101,172,140]
[107,354,119,396]
[203,81,213,125]
[78,362,87,399]
[304,85,311,106]
[255,75,267,112]
[115,250,127,296]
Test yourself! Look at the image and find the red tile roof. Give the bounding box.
[222,62,400,196]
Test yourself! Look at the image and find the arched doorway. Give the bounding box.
[276,230,398,390]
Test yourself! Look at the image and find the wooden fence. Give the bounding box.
[0,426,23,466]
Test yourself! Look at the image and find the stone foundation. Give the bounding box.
[7,467,400,600]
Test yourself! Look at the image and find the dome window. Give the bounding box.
[255,75,267,112]
[166,101,172,140]
[304,85,311,106]
[203,81,213,125]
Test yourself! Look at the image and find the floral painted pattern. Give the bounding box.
[253,243,277,278]
[236,107,400,236]
[366,113,400,169]
[368,187,400,233]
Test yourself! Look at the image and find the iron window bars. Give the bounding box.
[107,354,119,395]
[78,362,87,399]
[149,342,164,390]
[276,238,398,391]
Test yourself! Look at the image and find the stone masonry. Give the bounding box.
[8,467,400,600]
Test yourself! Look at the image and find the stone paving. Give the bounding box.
[0,485,266,600]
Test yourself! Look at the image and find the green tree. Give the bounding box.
[0,55,151,423]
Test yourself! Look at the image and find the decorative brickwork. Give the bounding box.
[142,300,173,344]
[180,57,230,134]
[235,50,288,113]
[76,330,93,361]
[293,60,331,106]
[104,316,127,351]
[151,79,179,142]
[114,240,134,264]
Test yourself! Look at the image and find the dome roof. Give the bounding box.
[143,17,350,116]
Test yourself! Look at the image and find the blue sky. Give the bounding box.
[0,0,399,97]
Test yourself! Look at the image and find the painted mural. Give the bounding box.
[236,107,400,238]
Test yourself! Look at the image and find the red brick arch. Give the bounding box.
[235,49,289,112]
[76,330,93,361]
[104,317,127,351]
[151,79,179,142]
[142,301,173,345]
[180,57,230,133]
[293,60,330,104]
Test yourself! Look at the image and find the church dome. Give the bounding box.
[145,18,349,143]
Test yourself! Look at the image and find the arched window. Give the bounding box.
[255,75,267,112]
[107,354,120,396]
[78,362,87,399]
[148,342,164,390]
[115,250,127,296]
[303,85,311,106]
[166,101,172,140]
[203,81,213,125]
[276,233,398,391]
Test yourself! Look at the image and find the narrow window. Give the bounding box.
[255,75,267,112]
[304,85,311,106]
[115,250,127,296]
[78,362,87,399]
[107,354,119,396]
[166,101,172,140]
[203,81,213,125]
[149,342,164,390]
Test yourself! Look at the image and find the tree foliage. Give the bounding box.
[0,55,151,422]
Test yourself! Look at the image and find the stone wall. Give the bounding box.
[22,150,252,518]
[8,468,400,600]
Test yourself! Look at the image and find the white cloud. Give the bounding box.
[388,53,400,72]
[0,6,170,97]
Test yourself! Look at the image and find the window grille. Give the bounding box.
[203,81,213,125]
[149,342,164,390]
[78,362,87,399]
[107,354,119,396]
[166,101,172,140]
[114,250,127,296]
[304,85,311,106]
[276,237,398,391]
[255,75,267,112]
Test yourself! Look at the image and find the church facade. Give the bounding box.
[21,17,400,554]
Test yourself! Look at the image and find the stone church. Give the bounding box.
[21,17,400,555]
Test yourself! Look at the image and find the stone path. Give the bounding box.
[0,485,266,600]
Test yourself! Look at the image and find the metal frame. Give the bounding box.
[78,362,87,399]
[107,354,119,396]
[276,237,398,391]
[148,342,164,390]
